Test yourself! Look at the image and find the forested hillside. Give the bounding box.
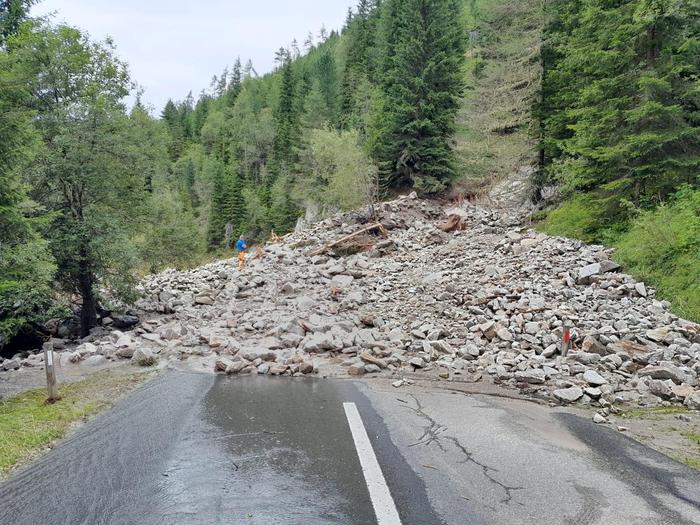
[1,0,698,350]
[536,0,699,320]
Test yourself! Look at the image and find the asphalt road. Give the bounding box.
[1,371,699,524]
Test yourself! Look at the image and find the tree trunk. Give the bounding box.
[78,269,97,337]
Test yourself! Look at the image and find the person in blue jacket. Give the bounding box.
[235,235,248,271]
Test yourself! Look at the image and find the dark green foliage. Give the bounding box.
[537,0,700,321]
[0,35,55,343]
[541,0,700,207]
[371,0,466,193]
[273,59,300,174]
[0,0,36,46]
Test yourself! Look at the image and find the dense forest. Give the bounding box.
[1,0,698,349]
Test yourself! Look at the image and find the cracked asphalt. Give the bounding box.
[1,371,699,524]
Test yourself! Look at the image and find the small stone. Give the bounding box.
[635,282,647,297]
[592,413,607,424]
[269,365,289,376]
[348,363,366,376]
[409,357,425,369]
[298,362,314,374]
[83,355,107,367]
[392,380,404,388]
[131,348,156,367]
[581,336,609,356]
[684,391,700,410]
[215,358,234,372]
[195,295,215,306]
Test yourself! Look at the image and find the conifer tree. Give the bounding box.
[372,0,466,192]
[226,57,242,106]
[273,58,300,174]
[206,159,228,247]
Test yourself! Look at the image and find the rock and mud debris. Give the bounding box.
[2,193,699,412]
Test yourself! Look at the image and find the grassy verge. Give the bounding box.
[538,188,700,323]
[0,370,153,477]
[618,406,700,471]
[620,406,689,420]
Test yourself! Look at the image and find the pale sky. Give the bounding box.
[35,0,353,112]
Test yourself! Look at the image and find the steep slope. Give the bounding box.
[455,0,542,191]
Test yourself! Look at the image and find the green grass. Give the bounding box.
[620,406,689,420]
[682,431,700,447]
[538,188,700,323]
[0,371,151,476]
[682,457,700,470]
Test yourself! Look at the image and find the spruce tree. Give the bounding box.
[206,160,227,247]
[222,172,246,235]
[226,57,243,106]
[273,58,300,174]
[373,0,466,192]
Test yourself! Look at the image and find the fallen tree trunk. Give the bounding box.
[309,223,388,256]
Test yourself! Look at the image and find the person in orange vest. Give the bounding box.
[235,235,248,271]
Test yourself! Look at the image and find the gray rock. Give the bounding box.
[131,348,156,366]
[83,355,107,367]
[553,386,584,403]
[583,369,608,386]
[515,369,546,384]
[592,413,607,424]
[581,336,609,356]
[348,363,366,376]
[648,379,674,399]
[638,363,689,385]
[215,358,235,372]
[330,274,354,289]
[684,391,700,410]
[409,357,425,368]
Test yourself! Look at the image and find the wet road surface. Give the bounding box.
[1,371,699,524]
[0,372,439,525]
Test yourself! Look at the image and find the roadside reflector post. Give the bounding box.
[561,324,572,357]
[43,341,60,403]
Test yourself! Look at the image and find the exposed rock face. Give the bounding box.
[4,194,699,411]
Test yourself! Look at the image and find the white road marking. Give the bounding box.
[343,402,402,525]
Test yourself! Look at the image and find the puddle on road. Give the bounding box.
[149,375,375,525]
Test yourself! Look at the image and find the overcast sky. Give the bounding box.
[35,0,353,112]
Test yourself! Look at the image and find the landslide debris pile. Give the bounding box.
[3,194,699,412]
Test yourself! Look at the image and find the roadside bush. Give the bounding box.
[614,188,700,322]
